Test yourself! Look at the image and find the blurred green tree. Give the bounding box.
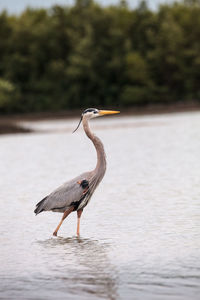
[0,0,200,114]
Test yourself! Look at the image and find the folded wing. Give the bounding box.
[34,172,90,214]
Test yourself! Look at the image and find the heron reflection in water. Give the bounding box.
[34,108,120,236]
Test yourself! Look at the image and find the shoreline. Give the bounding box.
[0,122,32,135]
[1,102,200,134]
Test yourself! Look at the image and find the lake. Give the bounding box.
[0,111,200,299]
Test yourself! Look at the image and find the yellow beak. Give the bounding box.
[99,110,120,116]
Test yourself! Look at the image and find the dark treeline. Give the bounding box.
[0,0,200,114]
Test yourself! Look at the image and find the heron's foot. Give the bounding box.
[53,231,57,236]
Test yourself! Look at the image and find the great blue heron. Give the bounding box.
[34,108,120,236]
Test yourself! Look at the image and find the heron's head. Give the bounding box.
[73,108,120,132]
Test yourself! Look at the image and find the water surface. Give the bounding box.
[0,112,200,299]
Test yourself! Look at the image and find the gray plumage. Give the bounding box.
[34,108,119,236]
[34,173,90,214]
[34,110,106,215]
[34,169,103,214]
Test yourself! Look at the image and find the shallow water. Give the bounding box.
[0,111,200,299]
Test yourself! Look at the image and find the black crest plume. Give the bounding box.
[73,115,83,133]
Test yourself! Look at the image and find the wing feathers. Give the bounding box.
[34,172,91,214]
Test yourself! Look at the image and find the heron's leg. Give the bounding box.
[76,209,83,236]
[53,207,74,236]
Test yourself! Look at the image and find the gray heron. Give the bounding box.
[34,108,120,236]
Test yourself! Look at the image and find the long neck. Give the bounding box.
[82,117,106,176]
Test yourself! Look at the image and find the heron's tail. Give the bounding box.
[34,196,48,215]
